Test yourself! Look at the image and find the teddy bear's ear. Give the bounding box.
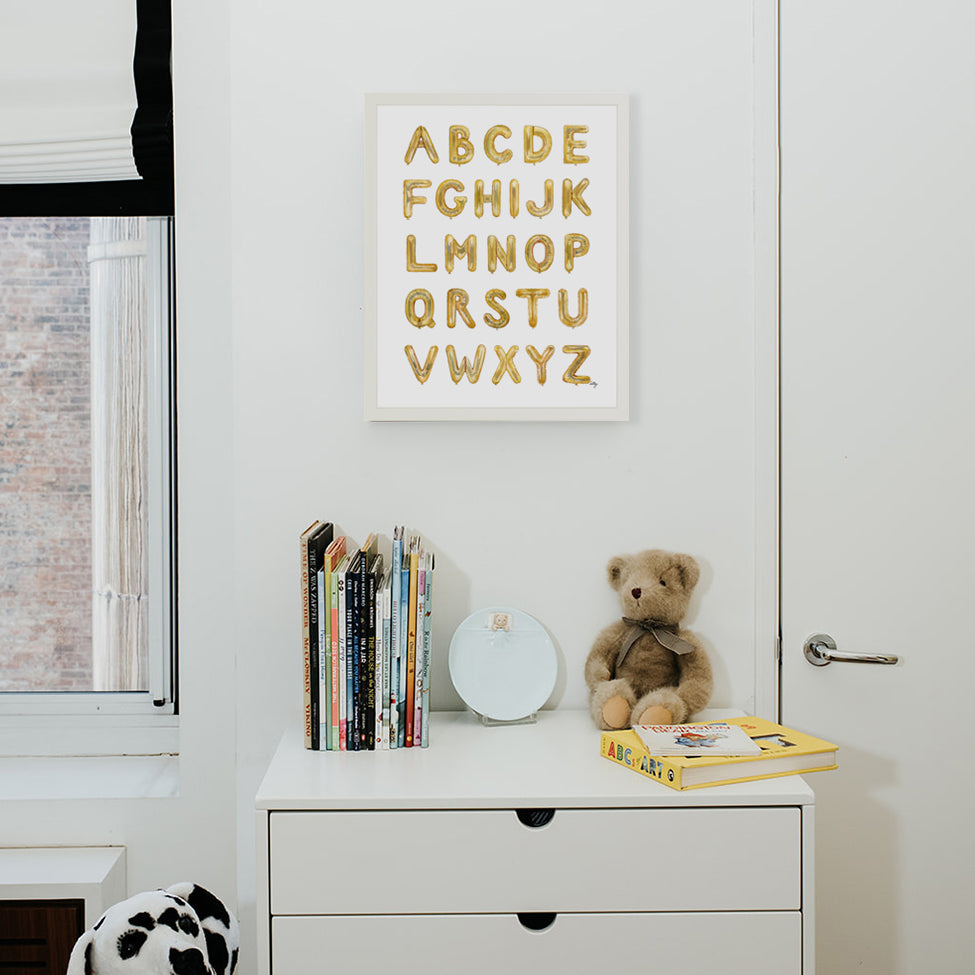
[607,555,629,590]
[673,553,700,591]
[65,930,94,975]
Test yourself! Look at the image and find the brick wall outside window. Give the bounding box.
[0,217,94,691]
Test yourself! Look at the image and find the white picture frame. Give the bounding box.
[365,93,629,421]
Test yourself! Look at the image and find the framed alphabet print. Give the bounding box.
[364,93,629,421]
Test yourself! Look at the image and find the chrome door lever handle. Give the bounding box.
[803,633,900,667]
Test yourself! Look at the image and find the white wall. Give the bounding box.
[229,1,771,968]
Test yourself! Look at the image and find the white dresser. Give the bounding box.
[256,710,815,975]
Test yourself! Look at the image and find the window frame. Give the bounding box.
[0,216,177,754]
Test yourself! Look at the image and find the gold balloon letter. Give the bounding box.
[487,235,516,273]
[406,236,437,272]
[526,344,555,384]
[403,179,431,219]
[525,179,554,218]
[484,125,512,164]
[492,345,522,385]
[563,125,590,165]
[562,178,591,217]
[562,345,592,384]
[435,179,467,218]
[474,180,502,218]
[524,125,552,164]
[483,289,510,329]
[405,289,436,328]
[445,234,477,273]
[449,125,475,165]
[515,288,551,328]
[509,179,520,217]
[404,345,438,383]
[446,344,486,384]
[447,289,476,329]
[404,126,439,165]
[564,233,590,272]
[525,235,555,274]
[558,288,589,328]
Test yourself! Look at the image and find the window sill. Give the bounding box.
[0,754,179,800]
[0,714,178,758]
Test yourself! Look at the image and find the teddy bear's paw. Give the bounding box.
[636,704,674,726]
[601,694,632,730]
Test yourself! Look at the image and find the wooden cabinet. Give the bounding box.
[256,711,815,975]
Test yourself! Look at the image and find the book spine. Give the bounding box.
[318,567,329,750]
[389,529,402,750]
[420,554,433,748]
[300,531,313,750]
[337,569,348,750]
[349,569,361,750]
[398,556,409,747]
[365,561,377,750]
[404,545,419,747]
[307,543,321,751]
[330,566,341,749]
[413,562,426,743]
[381,575,392,749]
[599,734,684,790]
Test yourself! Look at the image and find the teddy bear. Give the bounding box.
[65,882,239,975]
[585,549,713,729]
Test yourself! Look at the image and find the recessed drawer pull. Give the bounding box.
[516,808,555,828]
[518,912,557,931]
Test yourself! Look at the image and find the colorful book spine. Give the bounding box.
[420,553,433,748]
[349,565,362,750]
[389,527,403,750]
[317,566,328,749]
[398,549,410,747]
[337,560,348,750]
[307,522,334,750]
[329,553,344,749]
[321,536,347,750]
[413,559,426,744]
[364,554,381,750]
[299,521,318,750]
[404,538,420,747]
[379,569,392,749]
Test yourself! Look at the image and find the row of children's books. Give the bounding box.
[300,521,434,750]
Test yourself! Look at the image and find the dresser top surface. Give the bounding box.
[256,710,816,810]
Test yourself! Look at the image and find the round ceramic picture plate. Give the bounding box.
[448,606,558,721]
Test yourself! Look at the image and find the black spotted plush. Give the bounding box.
[66,884,239,975]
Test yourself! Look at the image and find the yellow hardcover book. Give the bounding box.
[600,716,838,790]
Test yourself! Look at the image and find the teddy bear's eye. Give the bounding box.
[659,579,667,587]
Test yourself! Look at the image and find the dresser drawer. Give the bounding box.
[269,807,800,914]
[273,912,801,974]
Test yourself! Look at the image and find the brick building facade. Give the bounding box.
[0,217,94,691]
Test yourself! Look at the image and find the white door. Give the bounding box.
[780,3,975,973]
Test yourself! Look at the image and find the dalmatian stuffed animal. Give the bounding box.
[65,883,238,975]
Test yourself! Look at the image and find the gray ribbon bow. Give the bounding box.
[613,617,697,676]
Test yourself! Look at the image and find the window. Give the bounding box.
[0,215,175,726]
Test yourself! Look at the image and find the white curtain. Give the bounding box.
[0,3,139,183]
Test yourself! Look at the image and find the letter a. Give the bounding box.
[404,126,439,164]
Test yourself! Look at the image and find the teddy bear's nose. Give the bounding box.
[631,587,642,599]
